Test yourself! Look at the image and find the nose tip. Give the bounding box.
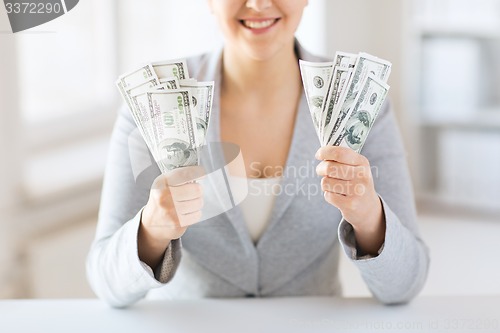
[245,0,272,12]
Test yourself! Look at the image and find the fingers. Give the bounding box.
[323,190,350,209]
[316,160,365,180]
[315,146,368,166]
[321,176,368,197]
[153,192,204,229]
[179,210,203,227]
[169,182,203,202]
[173,197,204,216]
[165,165,206,187]
[148,172,205,227]
[321,177,348,195]
[323,190,366,214]
[170,182,204,225]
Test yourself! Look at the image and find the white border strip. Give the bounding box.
[60,0,68,13]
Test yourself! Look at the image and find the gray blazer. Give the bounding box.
[86,41,429,308]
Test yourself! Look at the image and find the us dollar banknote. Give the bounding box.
[135,90,199,171]
[116,59,214,173]
[333,75,389,152]
[116,79,160,160]
[299,60,334,139]
[128,78,162,97]
[179,80,215,146]
[159,77,180,90]
[325,53,391,146]
[118,64,159,91]
[320,67,353,144]
[152,60,190,81]
[334,51,357,69]
[319,52,357,142]
[300,51,392,152]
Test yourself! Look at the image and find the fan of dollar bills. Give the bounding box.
[300,52,392,152]
[116,60,214,173]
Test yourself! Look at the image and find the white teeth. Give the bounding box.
[243,19,276,29]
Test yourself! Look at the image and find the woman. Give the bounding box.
[87,0,429,308]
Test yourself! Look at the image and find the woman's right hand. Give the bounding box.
[138,165,205,268]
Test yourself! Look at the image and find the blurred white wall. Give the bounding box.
[322,0,411,162]
[0,8,23,298]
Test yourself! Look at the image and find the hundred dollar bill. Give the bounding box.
[129,89,163,164]
[122,77,179,160]
[299,60,334,139]
[135,90,199,171]
[129,76,180,150]
[334,51,358,69]
[152,59,190,81]
[180,80,214,146]
[118,64,159,91]
[116,80,139,124]
[333,74,389,152]
[116,79,160,161]
[320,67,353,145]
[159,77,180,89]
[128,77,161,97]
[319,52,357,142]
[179,78,198,84]
[325,53,392,145]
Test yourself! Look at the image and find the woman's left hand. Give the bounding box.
[315,146,386,255]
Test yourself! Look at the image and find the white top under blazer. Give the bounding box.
[240,177,281,243]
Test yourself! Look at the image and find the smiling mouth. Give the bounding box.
[240,18,280,30]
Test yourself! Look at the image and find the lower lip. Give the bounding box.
[241,19,279,35]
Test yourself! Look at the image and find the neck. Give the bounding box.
[221,40,300,96]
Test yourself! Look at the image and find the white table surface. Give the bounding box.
[0,296,499,333]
